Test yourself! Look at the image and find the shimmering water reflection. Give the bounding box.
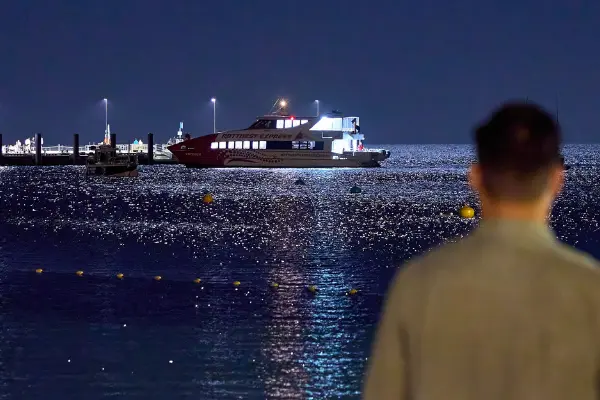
[0,145,598,399]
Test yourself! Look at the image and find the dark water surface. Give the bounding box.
[1,144,599,399]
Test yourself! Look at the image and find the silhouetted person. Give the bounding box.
[363,102,600,400]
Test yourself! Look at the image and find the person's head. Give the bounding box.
[469,101,564,217]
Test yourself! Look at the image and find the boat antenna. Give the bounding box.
[269,98,289,116]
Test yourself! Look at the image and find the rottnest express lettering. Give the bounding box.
[219,133,294,140]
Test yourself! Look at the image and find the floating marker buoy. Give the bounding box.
[35,268,43,274]
[307,285,317,293]
[203,193,214,204]
[348,288,358,296]
[193,278,201,284]
[350,185,362,194]
[116,273,124,279]
[270,282,279,289]
[233,281,241,287]
[294,178,305,185]
[459,205,475,219]
[75,270,84,277]
[154,276,162,281]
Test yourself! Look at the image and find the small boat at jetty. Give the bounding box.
[168,99,391,168]
[85,145,139,177]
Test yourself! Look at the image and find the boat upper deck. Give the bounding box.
[246,114,361,133]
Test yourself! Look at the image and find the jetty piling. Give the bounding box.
[147,132,154,165]
[35,133,42,165]
[72,133,79,164]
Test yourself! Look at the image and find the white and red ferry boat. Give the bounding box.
[168,100,391,168]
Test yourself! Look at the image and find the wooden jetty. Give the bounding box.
[0,133,177,166]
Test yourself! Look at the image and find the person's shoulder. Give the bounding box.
[552,241,600,280]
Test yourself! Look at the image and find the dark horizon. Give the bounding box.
[1,0,599,145]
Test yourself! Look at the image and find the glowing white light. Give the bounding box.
[280,100,287,107]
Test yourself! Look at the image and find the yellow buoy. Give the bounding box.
[348,288,358,296]
[193,278,202,284]
[233,281,241,287]
[270,282,279,289]
[35,268,43,274]
[459,205,475,219]
[75,270,84,277]
[307,285,317,293]
[203,193,214,204]
[116,273,124,279]
[154,275,162,281]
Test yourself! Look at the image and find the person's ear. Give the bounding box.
[549,164,564,198]
[468,163,482,193]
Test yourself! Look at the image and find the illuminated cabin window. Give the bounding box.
[293,141,308,149]
[243,141,250,149]
[300,119,308,125]
[276,120,284,129]
[235,141,243,149]
[252,141,260,149]
[292,120,300,127]
[284,119,293,128]
[311,117,344,131]
[210,142,218,149]
[292,141,323,150]
[259,141,267,149]
[228,141,235,149]
[219,142,226,149]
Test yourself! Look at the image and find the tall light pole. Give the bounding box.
[211,98,216,133]
[315,99,319,117]
[103,98,108,135]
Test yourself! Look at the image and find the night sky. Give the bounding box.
[0,0,598,145]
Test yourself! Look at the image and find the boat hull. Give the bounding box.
[167,127,391,168]
[85,164,139,177]
[175,150,387,168]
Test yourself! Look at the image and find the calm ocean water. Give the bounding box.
[1,144,599,399]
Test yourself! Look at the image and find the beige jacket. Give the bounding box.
[363,220,600,400]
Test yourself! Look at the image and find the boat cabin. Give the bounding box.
[211,112,365,155]
[247,116,312,130]
[87,145,138,165]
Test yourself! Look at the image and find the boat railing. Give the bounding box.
[363,148,388,152]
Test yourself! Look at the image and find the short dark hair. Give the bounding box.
[474,101,562,201]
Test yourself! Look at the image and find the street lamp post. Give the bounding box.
[211,98,216,133]
[315,99,319,117]
[103,98,108,135]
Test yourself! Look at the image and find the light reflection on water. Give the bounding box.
[0,144,599,399]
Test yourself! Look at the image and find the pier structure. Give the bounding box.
[0,132,174,166]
